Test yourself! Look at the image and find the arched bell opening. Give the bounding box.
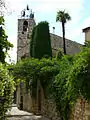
[23,21,28,32]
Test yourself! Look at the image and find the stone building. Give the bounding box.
[16,6,90,120]
[17,8,36,60]
[17,6,82,61]
[83,27,90,41]
[51,33,82,55]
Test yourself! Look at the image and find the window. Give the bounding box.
[23,21,28,32]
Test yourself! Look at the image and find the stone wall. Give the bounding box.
[17,18,36,61]
[70,98,90,120]
[17,25,82,61]
[16,84,40,114]
[17,83,90,120]
[41,98,60,120]
[16,84,31,111]
[17,18,84,120]
[83,27,90,41]
[41,98,90,120]
[23,90,32,112]
[70,98,86,120]
[50,33,82,55]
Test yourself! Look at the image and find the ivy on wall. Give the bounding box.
[52,47,90,120]
[13,46,90,120]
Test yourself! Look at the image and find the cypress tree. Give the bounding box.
[30,26,37,57]
[30,21,52,59]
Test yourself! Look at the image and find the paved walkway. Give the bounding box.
[6,105,49,120]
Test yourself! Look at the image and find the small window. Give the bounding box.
[23,21,28,32]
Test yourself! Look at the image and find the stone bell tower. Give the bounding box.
[17,5,36,61]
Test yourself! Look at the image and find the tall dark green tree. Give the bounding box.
[30,21,52,59]
[56,10,71,54]
[0,16,13,63]
[30,26,37,57]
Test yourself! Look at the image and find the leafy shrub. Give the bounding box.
[13,46,90,120]
[0,63,15,119]
[13,58,60,98]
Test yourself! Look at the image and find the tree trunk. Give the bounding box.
[37,79,39,113]
[62,22,66,54]
[37,79,41,114]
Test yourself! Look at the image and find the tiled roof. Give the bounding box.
[82,27,90,32]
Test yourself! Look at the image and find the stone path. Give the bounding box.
[6,105,49,120]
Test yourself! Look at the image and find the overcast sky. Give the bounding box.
[4,0,90,62]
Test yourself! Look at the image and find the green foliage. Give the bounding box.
[56,48,64,60]
[0,63,15,119]
[13,58,60,98]
[84,41,90,47]
[56,10,71,23]
[30,26,37,57]
[51,47,90,120]
[69,47,90,101]
[51,55,73,120]
[0,16,13,63]
[56,10,71,54]
[30,21,52,59]
[13,43,90,120]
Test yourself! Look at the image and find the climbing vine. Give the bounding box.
[13,58,60,98]
[51,55,74,120]
[51,47,90,120]
[13,46,90,120]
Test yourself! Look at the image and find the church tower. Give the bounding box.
[17,5,36,61]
